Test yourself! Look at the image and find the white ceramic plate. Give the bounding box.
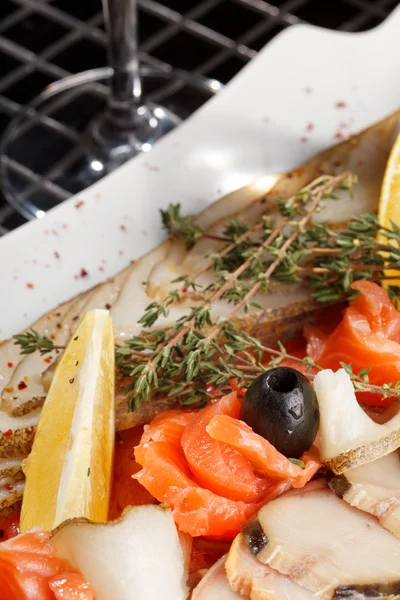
[1,7,400,339]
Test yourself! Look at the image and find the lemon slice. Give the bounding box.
[20,309,115,532]
[377,132,400,289]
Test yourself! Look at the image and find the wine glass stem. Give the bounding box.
[102,0,142,127]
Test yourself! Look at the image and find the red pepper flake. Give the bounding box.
[182,287,188,293]
[335,101,347,109]
[293,167,305,177]
[75,200,84,209]
[120,224,127,232]
[75,268,89,279]
[26,282,34,289]
[144,161,160,172]
[17,381,27,390]
[4,430,12,438]
[7,362,13,368]
[54,250,61,259]
[44,357,52,364]
[98,266,104,272]
[300,137,308,143]
[334,130,344,140]
[305,122,314,132]
[4,483,13,491]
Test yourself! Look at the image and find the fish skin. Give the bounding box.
[254,480,400,599]
[226,535,315,600]
[328,451,400,539]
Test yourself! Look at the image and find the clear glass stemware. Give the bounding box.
[0,0,221,219]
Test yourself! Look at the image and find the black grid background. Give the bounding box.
[0,0,397,235]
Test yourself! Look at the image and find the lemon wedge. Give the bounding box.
[20,309,115,532]
[377,132,400,290]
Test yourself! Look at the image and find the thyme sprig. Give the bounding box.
[118,172,397,409]
[13,329,61,355]
[160,203,203,249]
[13,172,400,409]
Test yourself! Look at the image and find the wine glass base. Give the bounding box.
[61,102,182,194]
[0,67,220,219]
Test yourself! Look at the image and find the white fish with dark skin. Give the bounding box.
[226,535,314,600]
[328,450,400,538]
[252,480,400,599]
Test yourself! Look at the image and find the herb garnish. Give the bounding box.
[13,329,62,355]
[13,172,400,409]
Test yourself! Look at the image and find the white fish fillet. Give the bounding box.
[256,481,400,598]
[2,269,131,417]
[0,294,77,388]
[226,535,314,600]
[2,290,94,416]
[329,451,400,538]
[192,556,242,599]
[314,369,400,473]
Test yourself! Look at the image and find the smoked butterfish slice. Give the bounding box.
[250,481,400,599]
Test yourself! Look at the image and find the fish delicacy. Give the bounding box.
[192,556,241,599]
[0,112,399,518]
[134,392,318,538]
[2,111,399,432]
[226,535,314,600]
[51,505,188,600]
[0,528,94,599]
[243,480,400,599]
[5,108,400,600]
[328,451,400,538]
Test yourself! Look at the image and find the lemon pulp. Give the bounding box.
[20,309,115,532]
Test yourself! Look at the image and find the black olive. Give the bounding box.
[240,367,319,458]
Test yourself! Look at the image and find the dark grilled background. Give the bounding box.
[0,0,396,234]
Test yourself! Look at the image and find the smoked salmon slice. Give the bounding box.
[109,426,157,521]
[134,439,260,538]
[306,281,400,388]
[0,530,93,600]
[181,393,269,503]
[206,415,321,487]
[49,573,94,600]
[140,410,197,446]
[134,394,297,539]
